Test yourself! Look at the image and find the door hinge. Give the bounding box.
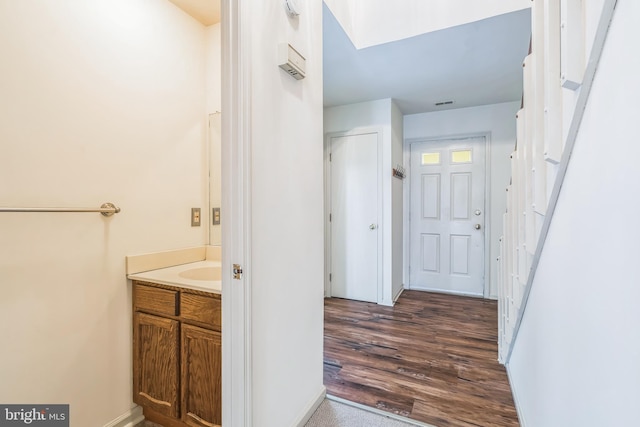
[329,153,332,161]
[329,273,332,282]
[329,213,332,222]
[233,264,243,280]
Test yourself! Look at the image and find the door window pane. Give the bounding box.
[421,152,441,165]
[451,149,472,163]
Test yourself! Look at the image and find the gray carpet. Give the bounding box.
[305,399,418,427]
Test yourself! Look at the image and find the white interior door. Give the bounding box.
[330,132,379,303]
[409,137,486,296]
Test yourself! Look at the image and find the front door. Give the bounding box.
[330,132,380,303]
[409,137,486,296]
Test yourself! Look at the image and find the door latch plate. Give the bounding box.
[233,264,243,280]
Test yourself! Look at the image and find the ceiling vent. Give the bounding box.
[435,100,454,106]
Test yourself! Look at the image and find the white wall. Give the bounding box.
[206,23,222,245]
[321,0,358,46]
[0,1,209,425]
[206,23,222,115]
[508,1,640,425]
[324,98,402,305]
[404,101,520,298]
[324,0,530,48]
[247,0,325,425]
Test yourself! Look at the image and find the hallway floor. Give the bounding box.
[323,290,519,427]
[139,398,418,427]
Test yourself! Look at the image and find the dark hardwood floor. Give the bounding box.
[323,290,519,427]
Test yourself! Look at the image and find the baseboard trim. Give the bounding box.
[506,362,526,427]
[103,406,144,427]
[294,386,326,427]
[378,287,405,307]
[326,394,436,427]
[407,286,484,298]
[393,287,405,303]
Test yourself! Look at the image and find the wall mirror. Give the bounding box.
[209,112,222,245]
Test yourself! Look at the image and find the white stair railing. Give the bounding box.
[497,0,618,363]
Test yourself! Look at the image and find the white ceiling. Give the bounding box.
[323,5,531,114]
[323,0,531,49]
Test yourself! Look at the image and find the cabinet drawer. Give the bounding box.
[180,293,221,329]
[134,283,178,316]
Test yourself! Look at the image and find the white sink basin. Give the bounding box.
[128,260,222,293]
[178,267,221,281]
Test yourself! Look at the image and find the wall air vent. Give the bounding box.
[435,100,454,106]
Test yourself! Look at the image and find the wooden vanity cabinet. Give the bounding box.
[133,281,221,427]
[133,312,180,418]
[181,324,222,427]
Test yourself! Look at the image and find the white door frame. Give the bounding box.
[221,0,252,426]
[403,133,492,298]
[324,128,384,303]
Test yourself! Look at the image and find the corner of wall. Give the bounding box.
[505,362,526,427]
[293,386,326,427]
[102,406,144,427]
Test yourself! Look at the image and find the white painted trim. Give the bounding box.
[403,133,492,297]
[293,386,327,427]
[506,362,526,427]
[376,129,384,305]
[206,113,213,239]
[102,406,144,427]
[505,0,618,363]
[560,0,585,90]
[326,395,436,427]
[392,286,404,303]
[402,138,411,297]
[323,133,332,298]
[325,127,385,304]
[408,285,484,299]
[482,133,493,299]
[222,0,252,426]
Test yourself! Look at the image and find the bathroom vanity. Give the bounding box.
[127,247,222,427]
[132,280,221,427]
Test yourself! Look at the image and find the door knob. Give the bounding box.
[369,224,377,230]
[474,209,482,216]
[474,224,481,230]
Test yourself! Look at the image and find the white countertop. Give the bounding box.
[128,260,222,294]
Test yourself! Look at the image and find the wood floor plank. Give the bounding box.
[324,363,416,417]
[324,291,519,427]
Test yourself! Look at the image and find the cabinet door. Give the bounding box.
[181,324,222,427]
[133,312,180,418]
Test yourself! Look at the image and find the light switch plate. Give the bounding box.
[212,207,221,225]
[191,208,201,227]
